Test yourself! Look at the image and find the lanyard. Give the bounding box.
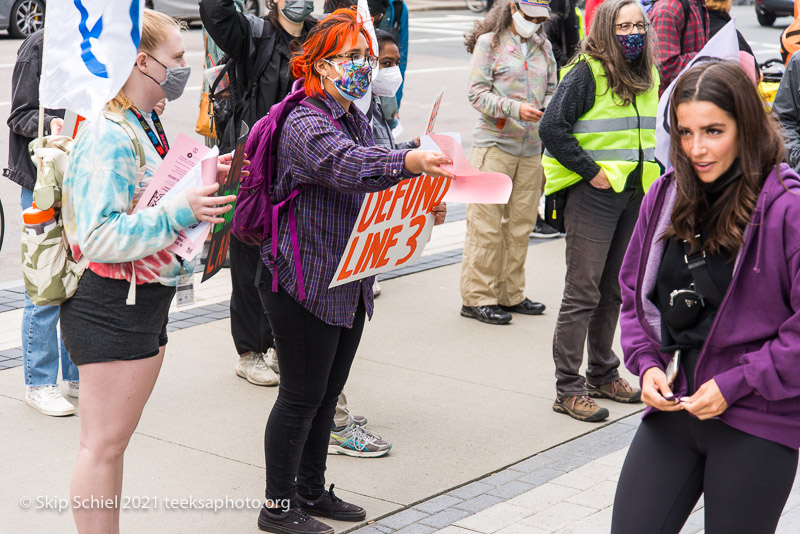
[131,107,170,159]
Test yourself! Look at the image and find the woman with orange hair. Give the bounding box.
[254,8,453,534]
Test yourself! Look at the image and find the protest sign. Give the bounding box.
[328,90,447,288]
[202,122,250,282]
[329,173,451,288]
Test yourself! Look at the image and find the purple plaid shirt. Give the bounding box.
[262,91,416,327]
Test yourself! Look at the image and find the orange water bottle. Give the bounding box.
[22,202,56,236]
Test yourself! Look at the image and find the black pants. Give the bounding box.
[553,181,642,395]
[230,235,273,355]
[258,274,365,500]
[612,411,798,534]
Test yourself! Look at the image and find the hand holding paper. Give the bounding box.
[421,134,513,204]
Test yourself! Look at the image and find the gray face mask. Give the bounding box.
[142,54,191,101]
[281,0,314,23]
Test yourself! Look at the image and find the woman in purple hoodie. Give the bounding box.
[612,60,800,533]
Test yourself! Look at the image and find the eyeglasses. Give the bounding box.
[614,22,650,33]
[327,52,379,68]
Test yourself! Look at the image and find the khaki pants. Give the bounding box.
[460,146,542,307]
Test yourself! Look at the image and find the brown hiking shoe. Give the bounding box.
[587,378,642,403]
[553,395,609,422]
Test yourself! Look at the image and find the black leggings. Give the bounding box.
[612,411,798,534]
[258,273,365,501]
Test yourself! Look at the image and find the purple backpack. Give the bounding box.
[232,79,341,300]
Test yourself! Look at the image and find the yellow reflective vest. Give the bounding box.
[543,56,660,195]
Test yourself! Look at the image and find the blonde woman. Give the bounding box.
[60,10,236,533]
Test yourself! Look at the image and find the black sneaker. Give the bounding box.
[531,218,561,239]
[297,484,367,521]
[258,505,334,534]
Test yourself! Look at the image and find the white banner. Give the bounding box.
[655,19,740,169]
[40,0,143,130]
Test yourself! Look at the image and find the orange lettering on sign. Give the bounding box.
[336,236,359,281]
[401,176,424,218]
[413,175,438,215]
[354,232,375,275]
[374,187,395,224]
[386,180,410,222]
[361,228,393,274]
[357,192,381,232]
[397,214,427,265]
[376,225,403,268]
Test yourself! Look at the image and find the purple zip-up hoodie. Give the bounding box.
[620,163,800,449]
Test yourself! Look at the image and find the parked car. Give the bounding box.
[755,0,794,27]
[1,0,267,39]
[0,0,44,39]
[144,0,267,21]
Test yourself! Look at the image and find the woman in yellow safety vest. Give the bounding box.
[539,0,659,422]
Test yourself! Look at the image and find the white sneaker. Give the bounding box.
[26,385,76,417]
[373,279,382,297]
[265,347,280,375]
[64,381,79,399]
[235,351,279,386]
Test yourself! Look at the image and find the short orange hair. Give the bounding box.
[291,7,374,98]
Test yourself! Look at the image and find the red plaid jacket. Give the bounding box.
[651,0,709,94]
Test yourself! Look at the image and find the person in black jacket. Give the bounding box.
[199,0,316,390]
[4,30,79,418]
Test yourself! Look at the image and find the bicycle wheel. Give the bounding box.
[466,0,488,13]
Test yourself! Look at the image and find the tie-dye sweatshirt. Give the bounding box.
[62,110,198,287]
[468,29,558,157]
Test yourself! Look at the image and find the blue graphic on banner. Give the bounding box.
[73,0,141,79]
[130,0,141,48]
[73,0,108,78]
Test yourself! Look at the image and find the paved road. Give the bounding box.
[0,6,788,285]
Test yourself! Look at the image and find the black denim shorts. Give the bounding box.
[61,269,175,365]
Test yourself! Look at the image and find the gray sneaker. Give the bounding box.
[236,351,279,386]
[265,347,280,375]
[328,423,392,458]
[553,395,609,422]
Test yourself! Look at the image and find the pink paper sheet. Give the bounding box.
[429,134,512,204]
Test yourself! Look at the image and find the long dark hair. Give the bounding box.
[464,0,544,54]
[575,0,655,105]
[665,61,784,254]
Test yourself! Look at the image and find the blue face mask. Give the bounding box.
[616,33,645,61]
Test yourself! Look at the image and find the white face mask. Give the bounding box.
[512,11,540,38]
[371,66,403,97]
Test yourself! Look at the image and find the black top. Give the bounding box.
[539,59,643,188]
[4,29,64,191]
[199,0,315,145]
[708,9,756,57]
[545,0,581,69]
[654,162,742,391]
[540,60,600,182]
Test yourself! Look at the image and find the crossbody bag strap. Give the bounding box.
[104,111,147,305]
[683,238,724,309]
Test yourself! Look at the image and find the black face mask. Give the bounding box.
[703,158,742,195]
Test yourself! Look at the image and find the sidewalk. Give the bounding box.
[2,212,799,533]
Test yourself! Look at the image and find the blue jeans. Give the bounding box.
[20,188,78,386]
